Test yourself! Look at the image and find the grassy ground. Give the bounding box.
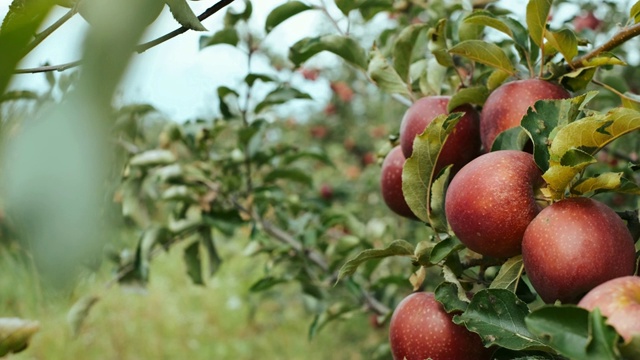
[1,241,387,359]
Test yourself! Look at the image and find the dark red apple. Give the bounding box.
[480,79,570,151]
[399,96,481,173]
[389,292,492,360]
[320,184,334,200]
[380,146,417,220]
[445,150,544,258]
[578,276,640,342]
[522,197,636,304]
[573,11,602,32]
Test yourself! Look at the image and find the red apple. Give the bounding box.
[445,150,544,258]
[320,184,334,200]
[578,276,640,342]
[389,292,492,360]
[380,146,417,220]
[522,197,636,304]
[573,11,602,33]
[480,79,570,151]
[399,96,481,173]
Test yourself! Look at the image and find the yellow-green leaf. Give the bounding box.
[449,40,515,75]
[368,47,412,99]
[447,86,489,112]
[631,0,640,23]
[393,24,428,82]
[545,29,578,63]
[463,11,513,39]
[490,255,524,292]
[526,0,552,48]
[336,240,415,282]
[571,172,622,195]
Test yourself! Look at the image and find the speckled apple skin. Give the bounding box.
[389,292,492,360]
[522,198,636,304]
[578,276,640,341]
[480,79,570,150]
[380,146,417,220]
[399,96,481,173]
[445,150,544,258]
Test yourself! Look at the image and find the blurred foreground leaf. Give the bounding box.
[0,318,40,356]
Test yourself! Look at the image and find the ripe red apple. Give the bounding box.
[399,96,481,173]
[380,146,417,220]
[445,150,544,258]
[522,197,636,304]
[573,11,602,32]
[319,184,334,201]
[578,276,640,342]
[480,79,570,150]
[389,292,492,360]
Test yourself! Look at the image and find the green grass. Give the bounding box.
[1,242,386,359]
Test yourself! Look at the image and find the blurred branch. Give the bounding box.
[567,22,640,70]
[13,0,236,74]
[21,5,79,57]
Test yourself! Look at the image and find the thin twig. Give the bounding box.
[567,22,640,70]
[21,6,79,57]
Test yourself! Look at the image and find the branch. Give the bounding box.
[567,22,640,70]
[13,0,236,74]
[21,6,79,57]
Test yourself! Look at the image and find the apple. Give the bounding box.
[480,79,570,151]
[399,96,481,173]
[573,11,602,33]
[445,150,544,258]
[389,292,492,360]
[319,184,334,201]
[380,146,417,220]
[522,197,636,304]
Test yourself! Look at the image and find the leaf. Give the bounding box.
[442,265,470,303]
[435,281,469,313]
[265,1,313,33]
[244,73,275,87]
[449,40,515,75]
[453,289,546,350]
[0,318,41,356]
[561,67,597,92]
[199,227,222,277]
[336,240,414,282]
[255,86,312,113]
[489,255,524,292]
[334,0,363,15]
[571,172,622,195]
[217,86,239,119]
[429,236,463,264]
[428,19,454,67]
[67,295,100,337]
[526,0,552,49]
[249,276,288,292]
[393,23,428,82]
[520,93,595,172]
[289,35,367,69]
[367,47,412,99]
[184,240,204,285]
[428,166,452,233]
[199,28,239,49]
[129,149,177,167]
[545,29,578,63]
[263,168,313,187]
[487,69,512,90]
[165,0,207,31]
[525,306,621,360]
[402,113,463,222]
[491,127,530,151]
[447,86,489,112]
[492,349,564,359]
[620,92,640,111]
[224,0,252,26]
[358,0,393,20]
[463,11,514,39]
[632,1,640,23]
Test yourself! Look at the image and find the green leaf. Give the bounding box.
[620,335,640,359]
[545,29,578,63]
[265,1,313,33]
[263,168,313,187]
[255,86,312,113]
[526,306,621,360]
[217,86,239,119]
[435,281,469,313]
[487,69,512,90]
[336,240,414,282]
[129,149,177,167]
[224,0,252,26]
[492,349,564,359]
[449,40,516,75]
[184,240,204,285]
[560,67,597,92]
[520,93,595,172]
[393,23,428,82]
[0,318,41,356]
[632,1,640,23]
[244,73,275,87]
[334,0,363,15]
[199,28,239,49]
[367,47,412,99]
[67,295,100,337]
[489,255,524,292]
[526,0,552,49]
[428,19,454,67]
[402,113,463,222]
[442,265,470,303]
[463,11,514,39]
[165,0,207,31]
[289,35,367,69]
[447,86,489,112]
[491,127,530,151]
[429,236,463,264]
[618,177,640,195]
[454,289,546,350]
[199,227,222,277]
[249,276,288,292]
[428,166,452,233]
[358,0,393,20]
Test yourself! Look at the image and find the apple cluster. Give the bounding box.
[381,79,639,360]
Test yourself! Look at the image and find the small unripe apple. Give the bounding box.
[480,79,570,150]
[399,96,481,173]
[578,276,640,342]
[445,150,544,258]
[389,292,492,360]
[380,146,417,220]
[522,197,636,304]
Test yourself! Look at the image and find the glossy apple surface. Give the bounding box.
[380,146,417,220]
[522,197,636,303]
[389,292,491,360]
[578,276,640,342]
[480,79,570,150]
[399,96,481,173]
[445,150,544,258]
